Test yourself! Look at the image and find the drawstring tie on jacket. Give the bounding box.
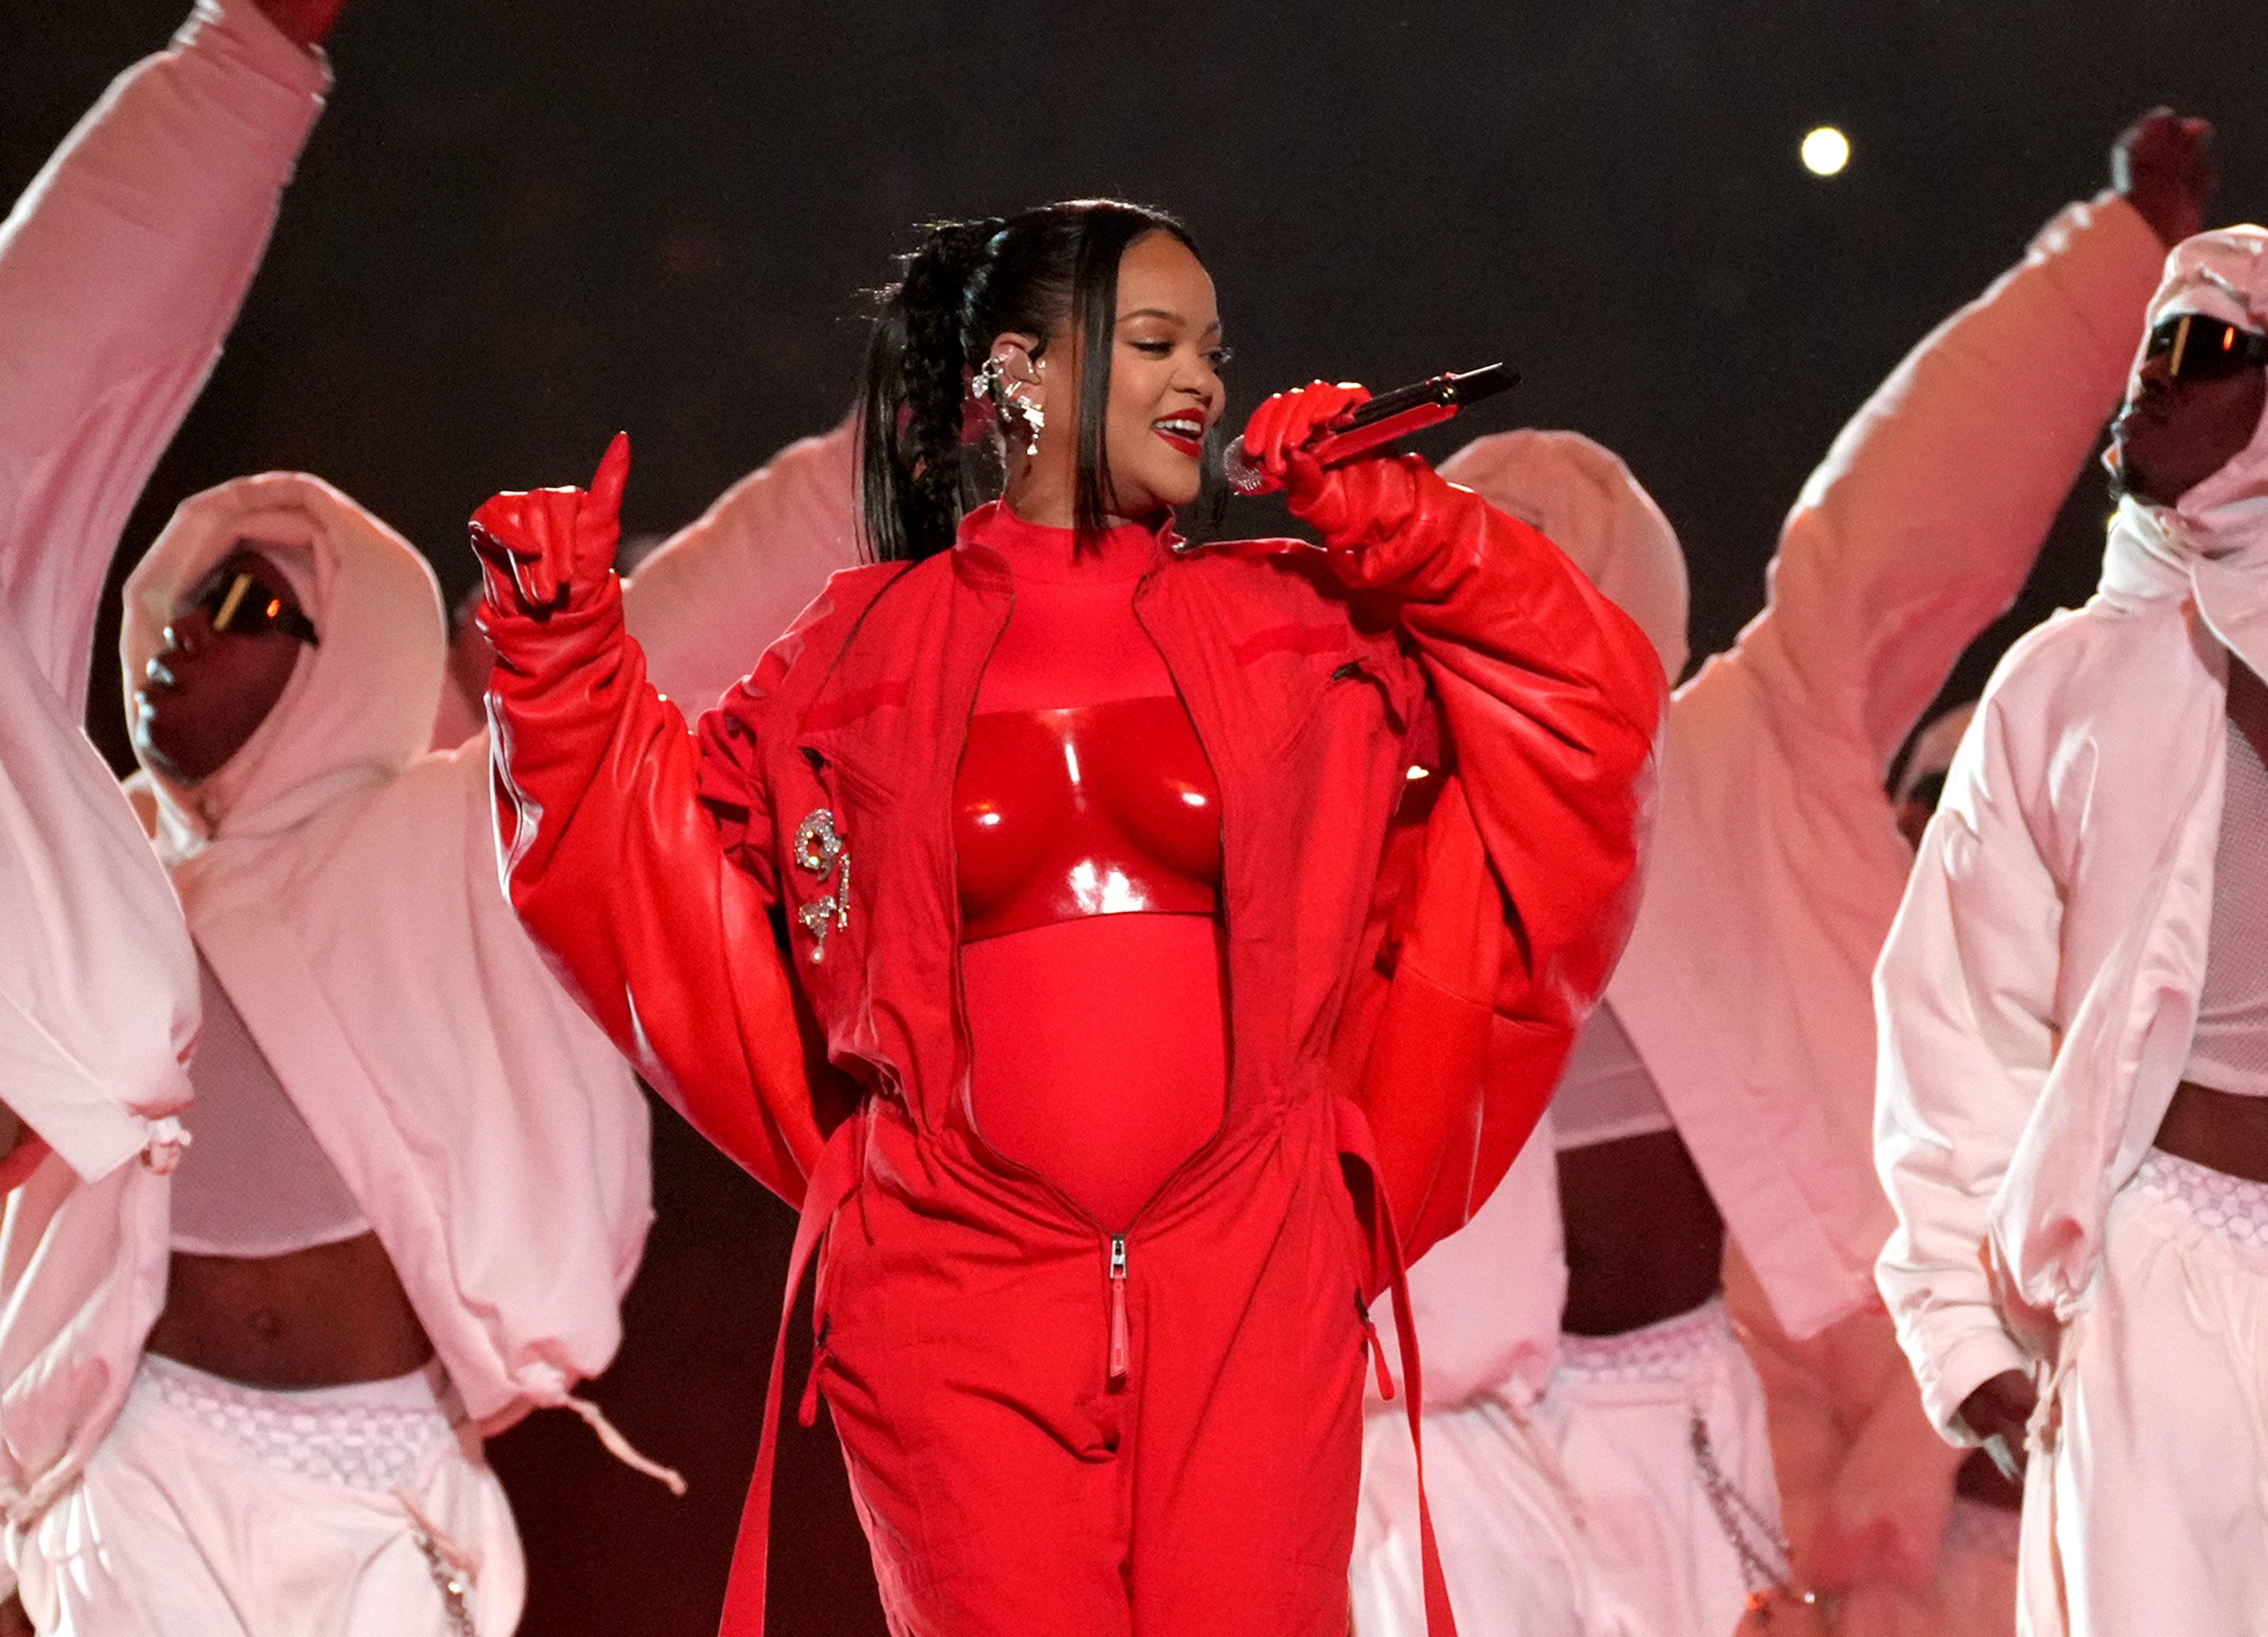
[564,1393,687,1495]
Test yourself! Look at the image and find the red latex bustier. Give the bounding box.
[955,699,1222,940]
[955,505,1228,1230]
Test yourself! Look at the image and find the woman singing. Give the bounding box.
[468,199,1663,1635]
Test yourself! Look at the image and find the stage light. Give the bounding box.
[1801,126,1851,177]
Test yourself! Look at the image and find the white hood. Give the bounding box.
[1440,429,1689,683]
[2100,225,2268,623]
[124,470,442,857]
[116,474,653,1439]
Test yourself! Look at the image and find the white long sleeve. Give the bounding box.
[1748,193,2165,772]
[1873,676,2068,1435]
[0,0,326,1178]
[0,0,328,717]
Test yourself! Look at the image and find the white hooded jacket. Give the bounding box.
[1381,192,2166,1415]
[1875,225,2268,1436]
[116,472,655,1449]
[0,0,326,1544]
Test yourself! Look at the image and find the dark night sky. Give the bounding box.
[5,4,2264,1633]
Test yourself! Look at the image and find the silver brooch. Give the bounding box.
[793,809,851,962]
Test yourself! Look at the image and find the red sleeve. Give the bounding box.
[483,575,825,1206]
[1339,470,1666,1262]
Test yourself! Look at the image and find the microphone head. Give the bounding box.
[1218,437,1279,496]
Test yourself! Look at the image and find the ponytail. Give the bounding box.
[858,217,1001,566]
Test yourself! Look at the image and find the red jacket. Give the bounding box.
[483,480,1662,1632]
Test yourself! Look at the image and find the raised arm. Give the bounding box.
[621,415,862,719]
[473,437,827,1205]
[1739,115,2195,770]
[0,0,330,713]
[1243,385,1666,1258]
[1873,666,2062,1443]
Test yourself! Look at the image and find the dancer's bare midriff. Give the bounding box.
[145,1232,433,1390]
[1557,1127,1727,1337]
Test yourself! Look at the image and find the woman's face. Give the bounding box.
[1097,233,1227,514]
[133,545,313,785]
[1001,231,1227,524]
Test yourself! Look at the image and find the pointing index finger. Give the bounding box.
[588,431,632,519]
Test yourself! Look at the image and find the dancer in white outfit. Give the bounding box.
[1353,115,2188,1637]
[4,472,662,1637]
[0,3,333,1629]
[1875,220,2268,1637]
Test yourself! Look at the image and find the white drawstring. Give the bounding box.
[564,1394,687,1495]
[396,1488,482,1581]
[397,1489,481,1637]
[139,1114,191,1175]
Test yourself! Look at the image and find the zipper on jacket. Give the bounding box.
[1357,1291,1396,1401]
[798,1314,831,1428]
[1108,1236,1131,1385]
[940,588,1140,1401]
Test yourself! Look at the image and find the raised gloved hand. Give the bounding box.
[251,0,351,49]
[1239,381,1478,599]
[2114,107,2217,250]
[470,433,631,617]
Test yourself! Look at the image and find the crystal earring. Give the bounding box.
[970,354,1007,405]
[1009,392,1044,458]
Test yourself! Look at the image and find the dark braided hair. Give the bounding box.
[859,199,1201,563]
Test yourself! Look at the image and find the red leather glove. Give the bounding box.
[1238,383,1476,600]
[470,433,631,617]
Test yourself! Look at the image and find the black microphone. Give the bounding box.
[1219,363,1518,496]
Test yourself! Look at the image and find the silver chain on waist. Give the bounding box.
[1690,1410,1792,1593]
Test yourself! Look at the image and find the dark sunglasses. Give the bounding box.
[2145,312,2268,382]
[183,566,319,646]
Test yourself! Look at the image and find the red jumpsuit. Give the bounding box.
[477,452,1664,1636]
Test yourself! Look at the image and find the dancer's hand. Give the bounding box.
[470,433,631,617]
[2115,108,2216,249]
[251,0,350,49]
[1955,1369,2039,1483]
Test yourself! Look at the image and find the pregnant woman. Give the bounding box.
[469,198,1663,1635]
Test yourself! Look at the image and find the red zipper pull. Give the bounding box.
[1107,1236,1130,1385]
[1359,1295,1396,1401]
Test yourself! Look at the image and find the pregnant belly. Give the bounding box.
[963,911,1228,1230]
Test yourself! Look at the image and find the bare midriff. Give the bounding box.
[2155,1080,2268,1184]
[1556,1129,1726,1337]
[145,1233,434,1390]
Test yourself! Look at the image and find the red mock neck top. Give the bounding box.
[952,504,1228,1230]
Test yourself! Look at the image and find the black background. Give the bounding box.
[7,3,2263,1631]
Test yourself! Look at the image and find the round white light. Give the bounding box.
[1801,126,1851,177]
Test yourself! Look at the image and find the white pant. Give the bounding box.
[9,1356,524,1636]
[1354,1298,1782,1637]
[2019,1150,2268,1637]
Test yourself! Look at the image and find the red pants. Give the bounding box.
[813,1095,1369,1635]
